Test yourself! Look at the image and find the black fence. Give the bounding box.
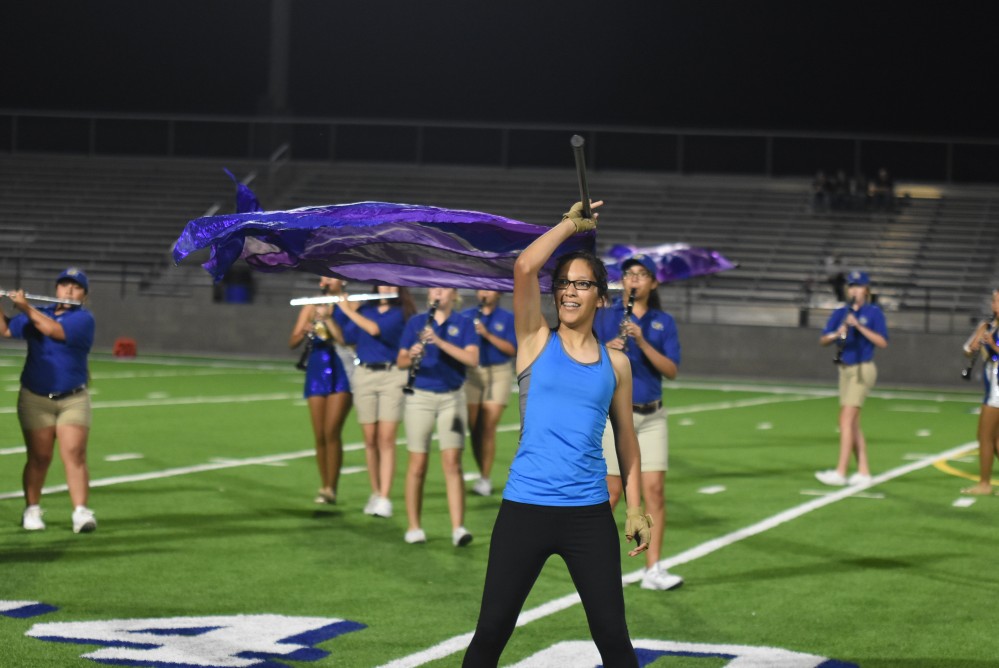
[4,110,999,183]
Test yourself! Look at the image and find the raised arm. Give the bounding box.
[513,201,600,369]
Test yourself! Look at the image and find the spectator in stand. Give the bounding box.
[870,167,895,211]
[824,254,847,302]
[811,170,830,211]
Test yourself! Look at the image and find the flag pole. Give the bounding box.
[570,135,592,219]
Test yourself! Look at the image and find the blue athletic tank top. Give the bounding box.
[503,330,616,506]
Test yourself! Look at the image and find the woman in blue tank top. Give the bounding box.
[464,201,652,668]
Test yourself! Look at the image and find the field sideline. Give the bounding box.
[1,351,997,667]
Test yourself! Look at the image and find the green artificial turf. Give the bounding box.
[1,351,997,667]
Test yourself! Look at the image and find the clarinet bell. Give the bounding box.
[961,365,974,381]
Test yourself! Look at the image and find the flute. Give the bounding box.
[290,292,397,306]
[403,300,440,395]
[0,290,81,306]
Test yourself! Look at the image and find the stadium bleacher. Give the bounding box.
[2,153,998,326]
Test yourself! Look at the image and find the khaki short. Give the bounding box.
[17,387,92,431]
[601,406,669,476]
[404,387,467,453]
[352,366,407,424]
[465,362,514,406]
[839,361,877,407]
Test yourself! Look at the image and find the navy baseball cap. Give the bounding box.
[846,270,870,286]
[56,267,89,293]
[622,254,658,278]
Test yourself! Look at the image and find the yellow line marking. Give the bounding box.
[932,446,998,484]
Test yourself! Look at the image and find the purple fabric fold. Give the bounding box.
[172,201,595,292]
[604,243,737,284]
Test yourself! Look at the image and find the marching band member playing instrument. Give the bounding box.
[397,287,479,546]
[960,288,999,495]
[464,201,651,668]
[289,276,353,505]
[816,270,889,487]
[333,283,415,517]
[0,268,97,533]
[462,290,517,497]
[595,254,684,591]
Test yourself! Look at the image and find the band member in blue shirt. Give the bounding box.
[1,268,97,534]
[462,290,517,497]
[595,254,684,591]
[333,283,415,518]
[816,270,889,486]
[398,287,479,546]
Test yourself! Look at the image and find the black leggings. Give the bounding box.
[463,500,637,668]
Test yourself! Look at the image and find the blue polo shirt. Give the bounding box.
[9,306,95,396]
[351,304,405,364]
[595,300,681,404]
[400,310,478,392]
[822,302,889,365]
[461,305,516,366]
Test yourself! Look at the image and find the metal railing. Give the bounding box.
[4,109,999,184]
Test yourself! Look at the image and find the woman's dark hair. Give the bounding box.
[647,287,663,312]
[374,284,417,320]
[551,251,609,301]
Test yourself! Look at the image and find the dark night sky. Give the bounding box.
[3,1,996,138]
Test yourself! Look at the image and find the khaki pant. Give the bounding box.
[601,406,669,476]
[839,361,877,407]
[403,387,468,453]
[17,387,92,431]
[464,362,514,406]
[352,366,407,424]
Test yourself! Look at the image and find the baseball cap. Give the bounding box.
[621,254,658,278]
[56,267,89,293]
[846,270,870,286]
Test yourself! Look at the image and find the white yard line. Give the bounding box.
[376,441,976,668]
[0,392,300,414]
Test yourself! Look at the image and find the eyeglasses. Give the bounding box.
[622,270,652,280]
[553,278,597,291]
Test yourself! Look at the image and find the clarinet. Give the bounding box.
[473,298,487,326]
[962,319,998,380]
[833,297,855,365]
[619,289,636,347]
[403,299,440,395]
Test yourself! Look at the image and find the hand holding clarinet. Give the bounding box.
[403,300,440,395]
[962,318,998,380]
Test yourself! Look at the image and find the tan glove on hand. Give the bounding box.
[561,201,597,233]
[625,506,653,548]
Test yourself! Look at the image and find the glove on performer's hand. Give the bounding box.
[561,201,597,233]
[625,506,653,555]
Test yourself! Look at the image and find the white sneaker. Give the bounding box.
[848,473,872,486]
[471,477,493,496]
[815,470,848,486]
[641,565,684,591]
[22,505,45,531]
[72,506,96,534]
[405,528,427,544]
[371,496,393,518]
[452,526,473,547]
[363,493,379,515]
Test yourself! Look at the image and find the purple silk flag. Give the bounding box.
[172,201,595,292]
[604,243,737,284]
